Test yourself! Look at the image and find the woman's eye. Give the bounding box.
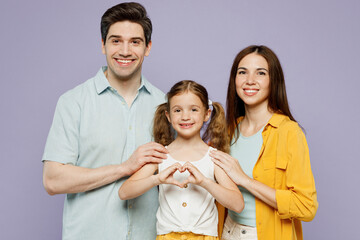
[238,71,246,75]
[258,71,266,76]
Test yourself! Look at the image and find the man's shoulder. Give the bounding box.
[58,75,96,103]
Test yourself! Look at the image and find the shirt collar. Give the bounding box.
[236,113,287,129]
[267,113,287,128]
[94,66,152,95]
[140,76,152,94]
[95,67,111,94]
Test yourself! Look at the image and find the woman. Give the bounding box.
[210,45,318,240]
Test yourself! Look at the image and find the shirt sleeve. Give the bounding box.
[42,94,80,165]
[275,127,318,222]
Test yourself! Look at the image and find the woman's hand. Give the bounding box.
[209,149,250,186]
[210,149,278,209]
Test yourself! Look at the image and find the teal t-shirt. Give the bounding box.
[228,125,264,227]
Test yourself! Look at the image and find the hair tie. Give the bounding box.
[208,99,213,107]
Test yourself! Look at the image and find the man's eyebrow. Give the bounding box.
[107,35,144,41]
[107,35,121,40]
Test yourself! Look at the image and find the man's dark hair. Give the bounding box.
[101,2,152,46]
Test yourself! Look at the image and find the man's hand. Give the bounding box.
[122,142,168,176]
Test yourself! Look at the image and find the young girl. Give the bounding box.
[119,80,244,240]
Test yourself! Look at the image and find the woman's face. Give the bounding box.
[235,53,270,109]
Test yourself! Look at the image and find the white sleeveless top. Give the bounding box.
[156,147,218,236]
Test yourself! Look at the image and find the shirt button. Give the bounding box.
[184,184,188,188]
[241,229,247,234]
[182,202,187,207]
[129,204,132,209]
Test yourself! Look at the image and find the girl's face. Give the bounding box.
[166,91,211,140]
[235,53,270,110]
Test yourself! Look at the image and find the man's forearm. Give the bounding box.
[43,161,129,195]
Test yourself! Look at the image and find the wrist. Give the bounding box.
[242,176,254,189]
[200,177,212,188]
[152,174,160,186]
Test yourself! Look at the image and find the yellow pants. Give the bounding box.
[156,232,219,240]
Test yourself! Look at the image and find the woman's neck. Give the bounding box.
[241,105,273,137]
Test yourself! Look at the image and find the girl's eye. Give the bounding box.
[192,108,198,112]
[238,70,246,75]
[258,71,266,76]
[174,109,181,113]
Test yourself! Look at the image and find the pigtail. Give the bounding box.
[203,102,230,153]
[153,103,174,146]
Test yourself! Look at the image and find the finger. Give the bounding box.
[211,157,227,170]
[142,149,168,159]
[178,165,186,173]
[182,179,190,186]
[209,149,227,159]
[143,156,164,164]
[210,151,232,164]
[164,163,181,175]
[170,180,184,188]
[146,142,169,154]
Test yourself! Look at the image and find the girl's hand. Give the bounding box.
[209,149,250,186]
[182,162,206,186]
[157,162,184,188]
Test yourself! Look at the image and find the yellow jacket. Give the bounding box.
[244,113,318,239]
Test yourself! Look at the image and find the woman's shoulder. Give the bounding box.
[269,114,304,136]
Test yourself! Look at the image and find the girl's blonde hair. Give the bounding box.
[153,80,229,153]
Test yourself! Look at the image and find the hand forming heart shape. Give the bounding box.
[158,162,205,188]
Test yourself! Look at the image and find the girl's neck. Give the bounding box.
[167,135,209,162]
[170,134,207,149]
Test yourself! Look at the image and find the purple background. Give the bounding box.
[1,0,359,239]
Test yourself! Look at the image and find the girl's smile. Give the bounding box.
[166,92,211,139]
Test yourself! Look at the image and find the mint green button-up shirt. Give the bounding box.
[43,67,165,240]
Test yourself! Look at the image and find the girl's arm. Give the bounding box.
[210,150,277,209]
[182,162,244,213]
[119,162,184,200]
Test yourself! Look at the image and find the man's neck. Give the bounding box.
[105,70,142,107]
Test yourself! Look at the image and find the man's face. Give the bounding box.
[102,21,151,82]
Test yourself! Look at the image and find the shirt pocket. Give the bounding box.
[261,156,276,187]
[261,155,287,189]
[275,156,288,189]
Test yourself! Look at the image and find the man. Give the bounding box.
[42,2,167,239]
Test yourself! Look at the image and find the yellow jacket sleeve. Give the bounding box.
[276,125,318,221]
